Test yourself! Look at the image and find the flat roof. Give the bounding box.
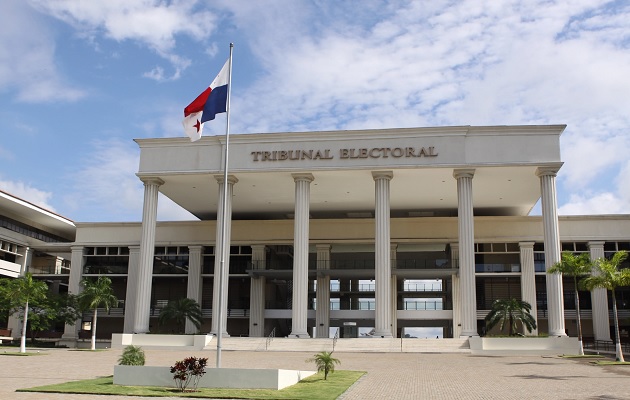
[135,125,565,220]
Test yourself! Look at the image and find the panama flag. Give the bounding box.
[182,59,229,141]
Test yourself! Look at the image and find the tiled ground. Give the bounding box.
[3,347,630,399]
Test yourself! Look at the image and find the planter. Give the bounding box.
[469,336,579,355]
[113,365,316,390]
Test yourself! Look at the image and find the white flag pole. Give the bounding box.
[216,42,234,369]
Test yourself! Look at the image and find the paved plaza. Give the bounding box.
[3,347,630,399]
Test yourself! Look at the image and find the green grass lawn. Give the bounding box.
[18,370,365,399]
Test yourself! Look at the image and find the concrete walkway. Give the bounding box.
[3,347,630,399]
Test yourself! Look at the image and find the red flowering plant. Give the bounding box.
[170,356,208,392]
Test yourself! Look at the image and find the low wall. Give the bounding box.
[469,336,579,355]
[111,334,212,350]
[113,365,316,390]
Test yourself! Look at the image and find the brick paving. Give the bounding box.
[3,347,630,399]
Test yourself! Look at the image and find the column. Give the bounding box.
[536,167,566,336]
[134,177,163,334]
[390,244,398,338]
[589,241,611,341]
[249,245,267,337]
[62,246,85,341]
[520,242,538,336]
[289,173,314,338]
[373,171,393,338]
[315,244,331,338]
[454,169,478,337]
[186,245,203,334]
[451,243,462,338]
[123,246,140,333]
[20,247,33,275]
[211,175,238,336]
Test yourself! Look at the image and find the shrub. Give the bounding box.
[307,351,340,380]
[118,345,145,366]
[170,356,208,392]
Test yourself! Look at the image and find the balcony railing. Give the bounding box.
[29,265,71,275]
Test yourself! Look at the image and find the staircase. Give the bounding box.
[204,337,470,353]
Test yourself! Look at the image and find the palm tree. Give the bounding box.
[548,252,593,355]
[77,276,119,350]
[2,273,48,353]
[485,298,537,336]
[158,298,203,334]
[581,250,630,362]
[307,351,340,380]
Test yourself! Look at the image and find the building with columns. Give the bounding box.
[4,125,630,343]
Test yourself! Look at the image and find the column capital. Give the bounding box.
[316,244,331,251]
[453,169,475,179]
[535,165,562,177]
[139,176,165,186]
[372,170,393,181]
[214,174,239,185]
[292,173,315,182]
[519,241,535,249]
[188,245,203,253]
[587,241,605,249]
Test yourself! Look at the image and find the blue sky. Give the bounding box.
[1,0,629,222]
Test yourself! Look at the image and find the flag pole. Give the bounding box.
[216,42,233,369]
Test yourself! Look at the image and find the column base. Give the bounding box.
[372,330,393,338]
[548,330,567,337]
[209,331,230,338]
[288,331,310,339]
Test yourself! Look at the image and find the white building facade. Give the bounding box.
[8,125,630,343]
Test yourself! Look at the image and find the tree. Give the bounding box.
[581,250,630,362]
[77,276,118,350]
[307,351,340,380]
[548,252,593,355]
[0,273,48,353]
[26,293,82,342]
[485,298,537,336]
[158,298,203,334]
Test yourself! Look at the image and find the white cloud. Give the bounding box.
[0,0,85,102]
[559,192,629,215]
[62,138,196,222]
[30,0,219,80]
[0,179,57,212]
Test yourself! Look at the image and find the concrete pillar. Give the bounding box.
[391,244,398,338]
[520,242,538,335]
[451,243,462,338]
[373,171,393,338]
[123,246,140,333]
[536,167,566,336]
[454,169,478,337]
[61,246,85,342]
[289,173,314,338]
[211,175,238,336]
[20,247,33,275]
[315,244,331,338]
[588,241,611,341]
[134,177,163,334]
[185,245,203,334]
[249,245,267,337]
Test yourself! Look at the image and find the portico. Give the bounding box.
[127,125,566,338]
